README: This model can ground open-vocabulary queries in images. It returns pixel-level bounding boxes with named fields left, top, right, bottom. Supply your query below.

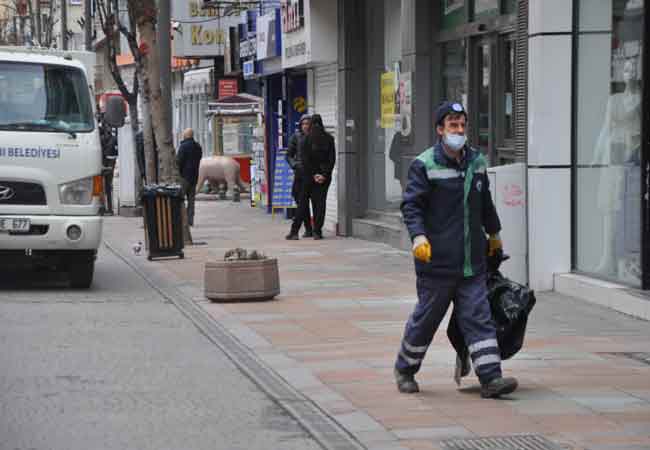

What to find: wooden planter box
left=204, top=258, right=280, bottom=302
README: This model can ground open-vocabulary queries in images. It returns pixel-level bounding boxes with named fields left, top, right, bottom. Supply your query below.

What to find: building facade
left=336, top=0, right=648, bottom=293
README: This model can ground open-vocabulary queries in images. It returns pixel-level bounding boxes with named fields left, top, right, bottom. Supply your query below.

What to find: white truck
left=0, top=47, right=124, bottom=288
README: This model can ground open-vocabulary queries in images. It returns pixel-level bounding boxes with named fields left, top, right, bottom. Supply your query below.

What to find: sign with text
left=281, top=0, right=309, bottom=68
left=172, top=0, right=240, bottom=57
left=257, top=10, right=281, bottom=60
left=271, top=150, right=296, bottom=208
left=218, top=79, right=238, bottom=99
left=380, top=72, right=396, bottom=129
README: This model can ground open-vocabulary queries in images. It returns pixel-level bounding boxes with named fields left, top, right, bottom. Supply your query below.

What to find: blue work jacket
left=401, top=143, right=501, bottom=278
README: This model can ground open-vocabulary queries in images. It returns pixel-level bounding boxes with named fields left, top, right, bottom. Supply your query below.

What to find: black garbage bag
left=447, top=252, right=536, bottom=383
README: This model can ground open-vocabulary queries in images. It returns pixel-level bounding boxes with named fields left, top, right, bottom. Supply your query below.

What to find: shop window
left=441, top=0, right=467, bottom=29
left=473, top=0, right=499, bottom=20
left=575, top=0, right=644, bottom=287
left=442, top=40, right=468, bottom=106
left=502, top=0, right=517, bottom=14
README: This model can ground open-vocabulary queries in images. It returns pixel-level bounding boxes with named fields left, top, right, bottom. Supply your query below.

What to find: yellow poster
left=380, top=72, right=396, bottom=129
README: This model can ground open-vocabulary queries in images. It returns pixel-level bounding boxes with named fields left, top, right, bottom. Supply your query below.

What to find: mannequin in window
left=592, top=57, right=642, bottom=277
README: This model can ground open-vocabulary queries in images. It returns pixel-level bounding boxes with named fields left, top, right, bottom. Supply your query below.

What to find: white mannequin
left=592, top=58, right=642, bottom=276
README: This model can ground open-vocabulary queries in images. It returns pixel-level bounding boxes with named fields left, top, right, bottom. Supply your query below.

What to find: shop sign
left=172, top=0, right=240, bottom=57
left=218, top=79, right=238, bottom=99
left=380, top=72, right=396, bottom=129
left=398, top=72, right=412, bottom=136
left=240, top=38, right=257, bottom=59
left=257, top=10, right=281, bottom=60
left=243, top=60, right=256, bottom=79
left=281, top=0, right=304, bottom=33
left=281, top=0, right=309, bottom=68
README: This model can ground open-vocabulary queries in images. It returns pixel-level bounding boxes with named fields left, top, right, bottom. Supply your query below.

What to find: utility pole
left=158, top=0, right=173, bottom=145
left=61, top=0, right=68, bottom=50
left=84, top=0, right=92, bottom=50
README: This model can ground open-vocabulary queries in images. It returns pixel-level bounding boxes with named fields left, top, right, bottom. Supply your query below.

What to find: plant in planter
left=204, top=248, right=280, bottom=302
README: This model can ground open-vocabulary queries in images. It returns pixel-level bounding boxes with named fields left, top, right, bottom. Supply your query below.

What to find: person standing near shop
left=99, top=115, right=118, bottom=215
left=286, top=114, right=313, bottom=239
left=304, top=114, right=335, bottom=240
left=393, top=101, right=518, bottom=399
left=176, top=128, right=203, bottom=227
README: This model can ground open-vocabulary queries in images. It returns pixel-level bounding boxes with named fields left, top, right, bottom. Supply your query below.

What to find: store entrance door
left=469, top=32, right=517, bottom=166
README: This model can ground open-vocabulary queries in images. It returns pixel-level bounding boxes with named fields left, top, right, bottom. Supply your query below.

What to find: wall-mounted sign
left=172, top=0, right=240, bottom=57
left=240, top=38, right=257, bottom=59
left=398, top=72, right=412, bottom=136
left=281, top=0, right=304, bottom=33
left=243, top=60, right=256, bottom=79
left=380, top=72, right=396, bottom=129
left=281, top=0, right=308, bottom=68
left=218, top=79, right=238, bottom=99
left=257, top=9, right=281, bottom=60
left=281, top=0, right=337, bottom=69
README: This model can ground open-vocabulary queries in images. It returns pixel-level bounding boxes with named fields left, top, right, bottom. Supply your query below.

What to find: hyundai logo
left=0, top=185, right=15, bottom=201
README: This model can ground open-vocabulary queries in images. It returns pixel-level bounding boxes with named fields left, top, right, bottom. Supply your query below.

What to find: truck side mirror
left=103, top=96, right=126, bottom=128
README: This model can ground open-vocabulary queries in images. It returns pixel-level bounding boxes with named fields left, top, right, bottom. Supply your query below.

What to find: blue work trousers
left=395, top=272, right=501, bottom=385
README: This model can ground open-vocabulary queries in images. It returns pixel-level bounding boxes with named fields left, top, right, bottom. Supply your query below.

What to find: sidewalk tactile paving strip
left=441, top=434, right=564, bottom=450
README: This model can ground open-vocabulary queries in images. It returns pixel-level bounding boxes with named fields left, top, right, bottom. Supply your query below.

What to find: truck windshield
left=0, top=62, right=94, bottom=133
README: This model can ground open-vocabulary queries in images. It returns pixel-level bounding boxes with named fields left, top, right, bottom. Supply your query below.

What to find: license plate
left=0, top=217, right=31, bottom=232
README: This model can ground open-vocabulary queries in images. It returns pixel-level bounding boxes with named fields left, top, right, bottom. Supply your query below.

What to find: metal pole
left=61, top=0, right=67, bottom=50
left=84, top=0, right=92, bottom=50
left=158, top=0, right=173, bottom=149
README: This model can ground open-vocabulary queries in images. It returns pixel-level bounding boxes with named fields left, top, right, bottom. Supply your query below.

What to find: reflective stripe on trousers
left=395, top=273, right=502, bottom=384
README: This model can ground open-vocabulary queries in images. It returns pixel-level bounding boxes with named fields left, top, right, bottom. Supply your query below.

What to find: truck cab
left=0, top=48, right=105, bottom=288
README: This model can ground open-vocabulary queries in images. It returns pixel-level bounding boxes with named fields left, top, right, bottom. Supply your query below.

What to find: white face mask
left=443, top=133, right=466, bottom=151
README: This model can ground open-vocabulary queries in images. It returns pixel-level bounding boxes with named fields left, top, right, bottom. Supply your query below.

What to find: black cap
left=434, top=101, right=467, bottom=126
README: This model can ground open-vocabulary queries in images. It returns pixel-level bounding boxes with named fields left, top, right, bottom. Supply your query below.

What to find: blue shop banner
left=271, top=149, right=296, bottom=209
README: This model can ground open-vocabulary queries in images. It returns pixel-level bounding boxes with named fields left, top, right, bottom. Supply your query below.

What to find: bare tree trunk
left=26, top=0, right=36, bottom=44
left=129, top=0, right=192, bottom=244
left=35, top=0, right=41, bottom=45
left=142, top=99, right=156, bottom=184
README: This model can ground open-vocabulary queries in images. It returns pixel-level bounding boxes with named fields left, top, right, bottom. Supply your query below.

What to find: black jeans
left=103, top=163, right=115, bottom=214
left=291, top=176, right=312, bottom=233
left=291, top=176, right=329, bottom=235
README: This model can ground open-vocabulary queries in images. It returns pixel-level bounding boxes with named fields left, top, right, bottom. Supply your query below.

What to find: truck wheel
left=68, top=260, right=95, bottom=289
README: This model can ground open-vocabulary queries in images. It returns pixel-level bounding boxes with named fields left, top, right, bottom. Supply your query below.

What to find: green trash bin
left=142, top=184, right=184, bottom=260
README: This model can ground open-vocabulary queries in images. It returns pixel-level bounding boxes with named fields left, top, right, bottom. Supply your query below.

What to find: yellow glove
left=488, top=234, right=502, bottom=257
left=412, top=235, right=431, bottom=263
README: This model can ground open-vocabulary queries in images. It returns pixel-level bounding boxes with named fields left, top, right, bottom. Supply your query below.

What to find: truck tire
left=68, top=260, right=95, bottom=289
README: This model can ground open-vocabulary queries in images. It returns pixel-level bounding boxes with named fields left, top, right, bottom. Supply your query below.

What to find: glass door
left=470, top=38, right=492, bottom=159
left=469, top=33, right=518, bottom=166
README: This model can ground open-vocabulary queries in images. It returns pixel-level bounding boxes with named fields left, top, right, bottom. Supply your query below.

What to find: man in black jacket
left=286, top=114, right=313, bottom=238
left=176, top=128, right=203, bottom=226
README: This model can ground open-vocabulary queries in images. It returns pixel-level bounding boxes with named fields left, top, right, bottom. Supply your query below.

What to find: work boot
left=394, top=368, right=419, bottom=394
left=480, top=376, right=518, bottom=399
left=302, top=230, right=313, bottom=238
left=285, top=233, right=299, bottom=240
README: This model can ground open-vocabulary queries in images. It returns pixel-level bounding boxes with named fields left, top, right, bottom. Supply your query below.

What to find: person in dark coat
left=176, top=128, right=203, bottom=226
left=99, top=117, right=118, bottom=215
left=286, top=114, right=313, bottom=238
left=393, top=101, right=518, bottom=399
left=303, top=114, right=335, bottom=239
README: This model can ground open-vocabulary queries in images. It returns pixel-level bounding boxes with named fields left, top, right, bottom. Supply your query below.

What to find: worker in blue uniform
left=394, top=101, right=518, bottom=399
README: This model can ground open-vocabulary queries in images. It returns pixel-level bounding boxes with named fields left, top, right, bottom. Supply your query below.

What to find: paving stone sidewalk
left=104, top=199, right=650, bottom=450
